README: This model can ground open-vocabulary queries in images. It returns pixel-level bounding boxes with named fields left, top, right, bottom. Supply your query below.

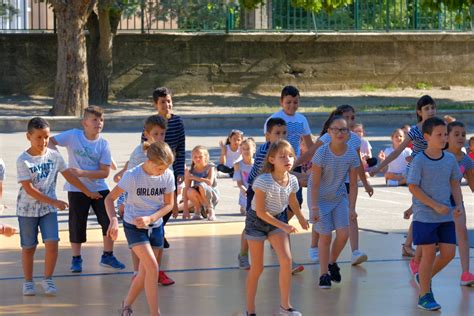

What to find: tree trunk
left=50, top=1, right=96, bottom=116
left=87, top=3, right=121, bottom=105
left=470, top=5, right=474, bottom=33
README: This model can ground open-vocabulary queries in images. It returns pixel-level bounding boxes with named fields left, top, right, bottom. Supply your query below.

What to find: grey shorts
left=314, top=198, right=349, bottom=235
left=244, top=209, right=287, bottom=241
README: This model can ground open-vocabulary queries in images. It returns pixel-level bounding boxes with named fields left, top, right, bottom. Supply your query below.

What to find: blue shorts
left=245, top=209, right=287, bottom=241
left=413, top=221, right=456, bottom=245
left=18, top=212, right=59, bottom=248
left=313, top=198, right=349, bottom=235
left=123, top=221, right=164, bottom=249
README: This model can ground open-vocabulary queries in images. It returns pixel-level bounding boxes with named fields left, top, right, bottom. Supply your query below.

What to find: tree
left=49, top=1, right=97, bottom=116
left=420, top=0, right=474, bottom=31
left=0, top=3, right=18, bottom=17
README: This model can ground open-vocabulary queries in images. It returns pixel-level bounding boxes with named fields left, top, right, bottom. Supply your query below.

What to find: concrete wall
left=1, top=33, right=474, bottom=97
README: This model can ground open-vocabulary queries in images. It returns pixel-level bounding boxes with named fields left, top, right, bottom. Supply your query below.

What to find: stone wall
left=1, top=33, right=474, bottom=97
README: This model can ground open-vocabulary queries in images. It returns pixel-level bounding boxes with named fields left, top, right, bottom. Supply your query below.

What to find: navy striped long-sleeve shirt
left=247, top=141, right=271, bottom=186
left=141, top=114, right=186, bottom=178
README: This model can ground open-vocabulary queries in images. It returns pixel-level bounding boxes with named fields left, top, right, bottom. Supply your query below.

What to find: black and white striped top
left=251, top=173, right=299, bottom=216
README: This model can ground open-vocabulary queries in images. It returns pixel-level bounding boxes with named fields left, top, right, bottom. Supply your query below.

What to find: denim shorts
left=18, top=212, right=59, bottom=248
left=413, top=221, right=456, bottom=245
left=123, top=221, right=164, bottom=249
left=245, top=209, right=288, bottom=241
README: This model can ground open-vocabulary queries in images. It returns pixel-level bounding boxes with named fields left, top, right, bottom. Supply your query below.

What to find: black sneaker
left=319, top=273, right=332, bottom=289
left=328, top=262, right=341, bottom=283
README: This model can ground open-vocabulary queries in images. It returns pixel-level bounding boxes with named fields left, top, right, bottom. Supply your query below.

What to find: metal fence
left=0, top=0, right=472, bottom=32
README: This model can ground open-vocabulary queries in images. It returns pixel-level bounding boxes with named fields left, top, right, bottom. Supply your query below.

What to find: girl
left=119, top=115, right=175, bottom=286
left=377, top=128, right=412, bottom=186
left=245, top=140, right=308, bottom=316
left=309, top=116, right=359, bottom=288
left=370, top=95, right=436, bottom=263
left=298, top=104, right=373, bottom=266
left=217, top=129, right=244, bottom=177
left=233, top=138, right=256, bottom=215
left=352, top=123, right=372, bottom=172
left=106, top=142, right=175, bottom=316
left=184, top=146, right=220, bottom=221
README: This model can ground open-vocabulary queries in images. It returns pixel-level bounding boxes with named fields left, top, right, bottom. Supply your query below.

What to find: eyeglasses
left=329, top=127, right=349, bottom=134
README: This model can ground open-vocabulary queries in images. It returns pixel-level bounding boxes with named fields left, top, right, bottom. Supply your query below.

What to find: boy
left=49, top=107, right=125, bottom=273
left=407, top=117, right=463, bottom=311
left=18, top=117, right=101, bottom=295
left=237, top=118, right=287, bottom=270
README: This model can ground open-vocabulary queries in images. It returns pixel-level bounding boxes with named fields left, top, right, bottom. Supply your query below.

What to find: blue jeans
left=18, top=212, right=59, bottom=248
left=123, top=221, right=164, bottom=249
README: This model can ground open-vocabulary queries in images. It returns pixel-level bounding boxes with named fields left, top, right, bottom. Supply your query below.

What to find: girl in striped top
left=245, top=140, right=309, bottom=316
left=369, top=95, right=437, bottom=259
left=309, top=116, right=360, bottom=288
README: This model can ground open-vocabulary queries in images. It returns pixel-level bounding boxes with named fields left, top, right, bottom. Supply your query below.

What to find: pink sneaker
left=409, top=258, right=419, bottom=276
left=460, top=272, right=474, bottom=286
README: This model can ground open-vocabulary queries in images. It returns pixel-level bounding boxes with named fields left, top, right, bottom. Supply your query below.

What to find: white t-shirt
left=224, top=144, right=242, bottom=168
left=118, top=166, right=175, bottom=227
left=16, top=148, right=67, bottom=217
left=360, top=138, right=372, bottom=158
left=54, top=129, right=112, bottom=192
left=264, top=110, right=311, bottom=158
left=383, top=147, right=412, bottom=174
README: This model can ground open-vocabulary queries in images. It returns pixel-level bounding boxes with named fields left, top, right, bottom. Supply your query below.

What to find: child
left=0, top=223, right=16, bottom=236
left=237, top=118, right=287, bottom=270
left=18, top=117, right=101, bottom=296
left=233, top=138, right=256, bottom=215
left=309, top=115, right=359, bottom=288
left=377, top=128, right=412, bottom=186
left=217, top=129, right=244, bottom=177
left=407, top=117, right=463, bottom=311
left=184, top=146, right=219, bottom=221
left=105, top=142, right=175, bottom=316
left=352, top=123, right=372, bottom=172
left=468, top=136, right=474, bottom=160
left=245, top=140, right=309, bottom=316
left=299, top=105, right=373, bottom=266
left=0, top=158, right=6, bottom=212
left=50, top=106, right=125, bottom=273
left=370, top=95, right=437, bottom=262
left=120, top=115, right=175, bottom=286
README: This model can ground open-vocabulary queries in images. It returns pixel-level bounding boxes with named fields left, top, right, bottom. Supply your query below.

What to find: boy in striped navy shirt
left=237, top=118, right=287, bottom=270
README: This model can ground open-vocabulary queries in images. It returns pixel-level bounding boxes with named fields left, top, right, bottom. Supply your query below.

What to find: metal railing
left=0, top=0, right=471, bottom=32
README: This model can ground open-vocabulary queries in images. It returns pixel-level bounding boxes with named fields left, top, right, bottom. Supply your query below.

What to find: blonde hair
left=143, top=141, right=174, bottom=167
left=83, top=106, right=104, bottom=119
left=391, top=128, right=404, bottom=139
left=261, top=140, right=295, bottom=173
left=191, top=145, right=210, bottom=171
left=241, top=137, right=256, bottom=151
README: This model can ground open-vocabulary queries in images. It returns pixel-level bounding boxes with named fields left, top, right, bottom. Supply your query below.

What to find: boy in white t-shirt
left=49, top=106, right=125, bottom=273
left=18, top=117, right=100, bottom=296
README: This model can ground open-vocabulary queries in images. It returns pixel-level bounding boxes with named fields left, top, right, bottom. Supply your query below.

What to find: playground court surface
left=0, top=128, right=473, bottom=315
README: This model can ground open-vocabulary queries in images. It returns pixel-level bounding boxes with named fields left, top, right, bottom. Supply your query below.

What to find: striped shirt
left=407, top=125, right=427, bottom=160
left=457, top=153, right=473, bottom=176
left=141, top=114, right=185, bottom=178
left=264, top=110, right=311, bottom=158
left=251, top=173, right=299, bottom=216
left=247, top=141, right=271, bottom=186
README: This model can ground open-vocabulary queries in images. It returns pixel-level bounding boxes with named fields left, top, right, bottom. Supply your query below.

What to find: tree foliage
left=0, top=3, right=19, bottom=17
left=291, top=0, right=353, bottom=13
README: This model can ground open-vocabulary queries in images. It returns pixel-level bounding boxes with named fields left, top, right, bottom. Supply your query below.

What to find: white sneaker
left=22, top=281, right=36, bottom=296
left=309, top=247, right=319, bottom=263
left=351, top=250, right=368, bottom=265
left=279, top=306, right=302, bottom=316
left=41, top=278, right=57, bottom=296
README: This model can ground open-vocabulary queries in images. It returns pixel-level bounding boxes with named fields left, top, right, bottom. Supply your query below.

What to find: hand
left=177, top=175, right=184, bottom=184
left=219, top=140, right=226, bottom=150
left=453, top=206, right=464, bottom=218
left=67, top=167, right=84, bottom=178
left=87, top=191, right=103, bottom=200
left=368, top=167, right=378, bottom=177
left=107, top=218, right=119, bottom=241
left=182, top=211, right=191, bottom=219
left=298, top=217, right=310, bottom=230
left=52, top=199, right=68, bottom=211
left=134, top=216, right=152, bottom=228
left=365, top=184, right=374, bottom=197
left=240, top=187, right=247, bottom=195
left=403, top=208, right=413, bottom=219
left=378, top=150, right=385, bottom=161
left=172, top=207, right=179, bottom=219
left=282, top=224, right=298, bottom=234
left=312, top=207, right=320, bottom=223
left=113, top=171, right=123, bottom=183
left=1, top=224, right=17, bottom=237
left=434, top=203, right=449, bottom=215
left=350, top=210, right=358, bottom=221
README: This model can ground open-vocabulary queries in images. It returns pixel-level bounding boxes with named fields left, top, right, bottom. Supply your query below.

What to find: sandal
left=402, top=244, right=415, bottom=257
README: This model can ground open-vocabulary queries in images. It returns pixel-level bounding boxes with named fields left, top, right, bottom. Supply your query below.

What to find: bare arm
left=234, top=163, right=247, bottom=193
left=219, top=141, right=227, bottom=165
left=69, top=163, right=110, bottom=179
left=294, top=139, right=323, bottom=168
left=61, top=169, right=102, bottom=199
left=348, top=167, right=358, bottom=219
left=356, top=148, right=373, bottom=196
left=310, top=164, right=322, bottom=221
left=254, top=188, right=296, bottom=233
left=105, top=185, right=124, bottom=241
left=288, top=191, right=309, bottom=230
left=20, top=181, right=68, bottom=210
left=371, top=137, right=411, bottom=175
left=465, top=168, right=474, bottom=192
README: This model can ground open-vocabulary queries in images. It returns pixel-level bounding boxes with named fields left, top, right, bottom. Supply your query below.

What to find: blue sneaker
left=100, top=254, right=125, bottom=270
left=414, top=273, right=433, bottom=294
left=71, top=257, right=83, bottom=273
left=417, top=292, right=441, bottom=311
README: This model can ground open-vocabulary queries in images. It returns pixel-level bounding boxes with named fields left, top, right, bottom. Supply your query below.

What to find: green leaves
left=291, top=0, right=353, bottom=13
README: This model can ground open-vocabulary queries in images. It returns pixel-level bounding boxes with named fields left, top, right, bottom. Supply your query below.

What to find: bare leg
left=71, top=242, right=81, bottom=257
left=44, top=241, right=58, bottom=278
left=319, top=233, right=332, bottom=275
left=431, top=243, right=455, bottom=277
left=454, top=212, right=470, bottom=274
left=349, top=217, right=359, bottom=252
left=240, top=230, right=249, bottom=254
left=268, top=232, right=293, bottom=310
left=418, top=244, right=436, bottom=296
left=22, top=247, right=36, bottom=281
left=330, top=228, right=349, bottom=263
left=246, top=239, right=264, bottom=314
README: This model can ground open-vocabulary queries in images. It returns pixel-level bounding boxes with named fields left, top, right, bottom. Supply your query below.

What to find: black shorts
left=68, top=190, right=110, bottom=243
